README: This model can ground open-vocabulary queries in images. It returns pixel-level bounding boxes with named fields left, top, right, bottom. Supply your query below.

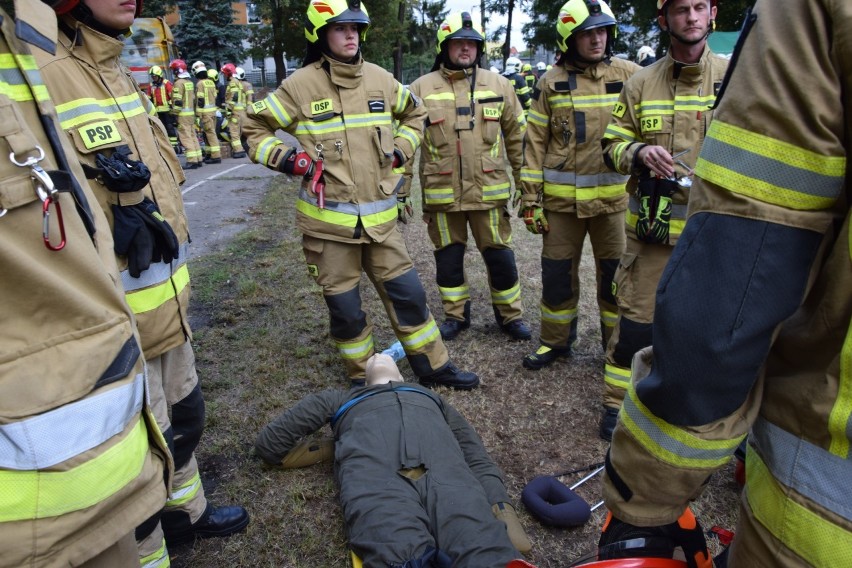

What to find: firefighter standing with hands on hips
left=242, top=0, right=479, bottom=390
left=0, top=1, right=169, bottom=565
left=520, top=0, right=638, bottom=371
left=403, top=11, right=531, bottom=342
left=220, top=62, right=247, bottom=159
left=170, top=58, right=204, bottom=169
left=35, top=0, right=250, bottom=565
left=147, top=64, right=178, bottom=152
left=598, top=0, right=852, bottom=565
left=598, top=0, right=727, bottom=440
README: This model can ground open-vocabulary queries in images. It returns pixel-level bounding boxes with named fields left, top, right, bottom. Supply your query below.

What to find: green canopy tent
left=708, top=31, right=739, bottom=57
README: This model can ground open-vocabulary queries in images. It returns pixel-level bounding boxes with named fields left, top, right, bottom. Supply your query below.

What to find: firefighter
left=242, top=0, right=479, bottom=389
left=599, top=1, right=852, bottom=565
left=148, top=64, right=178, bottom=151
left=521, top=62, right=536, bottom=90
left=170, top=58, right=204, bottom=169
left=404, top=11, right=531, bottom=342
left=502, top=56, right=532, bottom=113
left=636, top=45, right=656, bottom=67
left=1, top=1, right=169, bottom=566
left=36, top=1, right=250, bottom=565
left=256, top=354, right=527, bottom=565
left=220, top=63, right=246, bottom=158
left=598, top=0, right=727, bottom=440
left=235, top=66, right=253, bottom=153
left=192, top=60, right=221, bottom=163
left=521, top=0, right=639, bottom=370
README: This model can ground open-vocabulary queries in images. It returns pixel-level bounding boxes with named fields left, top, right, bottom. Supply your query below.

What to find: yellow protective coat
left=172, top=76, right=202, bottom=163
left=0, top=2, right=167, bottom=566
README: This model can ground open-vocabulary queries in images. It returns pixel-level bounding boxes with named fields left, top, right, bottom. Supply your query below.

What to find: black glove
left=397, top=196, right=413, bottom=223
left=635, top=175, right=678, bottom=244
left=94, top=145, right=151, bottom=193
left=599, top=508, right=712, bottom=568
left=112, top=198, right=180, bottom=278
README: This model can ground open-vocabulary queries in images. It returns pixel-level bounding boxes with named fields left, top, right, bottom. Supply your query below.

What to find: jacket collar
left=439, top=63, right=475, bottom=83
left=565, top=58, right=611, bottom=81
left=321, top=54, right=363, bottom=89
left=664, top=44, right=714, bottom=81
left=59, top=15, right=125, bottom=69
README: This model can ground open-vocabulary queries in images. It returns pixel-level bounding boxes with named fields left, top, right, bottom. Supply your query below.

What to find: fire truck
left=121, top=17, right=179, bottom=88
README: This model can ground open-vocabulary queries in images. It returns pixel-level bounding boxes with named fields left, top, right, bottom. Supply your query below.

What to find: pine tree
left=173, top=0, right=248, bottom=70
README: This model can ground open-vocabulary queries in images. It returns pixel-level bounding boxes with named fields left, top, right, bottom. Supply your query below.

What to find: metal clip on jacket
left=11, top=147, right=66, bottom=251
left=312, top=143, right=325, bottom=209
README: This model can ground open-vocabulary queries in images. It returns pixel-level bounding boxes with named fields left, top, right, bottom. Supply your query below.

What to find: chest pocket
left=69, top=118, right=124, bottom=154
left=425, top=106, right=449, bottom=149
left=300, top=101, right=345, bottom=163
left=638, top=113, right=672, bottom=148
left=479, top=97, right=503, bottom=145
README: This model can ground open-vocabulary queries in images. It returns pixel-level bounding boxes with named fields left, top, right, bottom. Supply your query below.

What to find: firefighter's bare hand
left=638, top=145, right=674, bottom=179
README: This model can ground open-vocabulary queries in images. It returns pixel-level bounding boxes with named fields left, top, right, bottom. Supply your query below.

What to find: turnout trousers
left=539, top=210, right=624, bottom=352
left=602, top=238, right=672, bottom=409
left=302, top=231, right=448, bottom=381
left=176, top=114, right=202, bottom=165
left=425, top=208, right=523, bottom=326
left=137, top=341, right=208, bottom=563
left=198, top=112, right=220, bottom=159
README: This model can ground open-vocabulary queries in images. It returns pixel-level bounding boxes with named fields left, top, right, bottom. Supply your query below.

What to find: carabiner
left=42, top=194, right=66, bottom=251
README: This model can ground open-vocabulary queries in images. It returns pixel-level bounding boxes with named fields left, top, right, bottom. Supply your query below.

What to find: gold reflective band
left=0, top=419, right=149, bottom=522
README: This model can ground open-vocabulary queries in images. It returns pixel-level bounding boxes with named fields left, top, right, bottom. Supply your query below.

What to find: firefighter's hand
left=392, top=149, right=404, bottom=170
left=598, top=508, right=712, bottom=568
left=492, top=502, right=532, bottom=555
left=280, top=150, right=314, bottom=177
left=397, top=196, right=413, bottom=224
left=522, top=205, right=549, bottom=234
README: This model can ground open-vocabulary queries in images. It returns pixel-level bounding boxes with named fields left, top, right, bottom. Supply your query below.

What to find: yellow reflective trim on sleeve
left=604, top=124, right=638, bottom=143
left=255, top=136, right=283, bottom=166
left=125, top=264, right=190, bottom=315
left=0, top=418, right=148, bottom=522
left=620, top=381, right=744, bottom=469
left=520, top=168, right=543, bottom=183
left=527, top=109, right=548, bottom=127
left=396, top=124, right=421, bottom=150
left=827, top=310, right=852, bottom=458
left=747, top=448, right=852, bottom=567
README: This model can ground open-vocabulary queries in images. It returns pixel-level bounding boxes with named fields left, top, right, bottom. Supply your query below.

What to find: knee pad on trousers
left=383, top=269, right=430, bottom=327
left=135, top=509, right=163, bottom=541
left=481, top=247, right=518, bottom=291
left=324, top=286, right=367, bottom=339
left=612, top=317, right=653, bottom=368
left=599, top=258, right=619, bottom=305
left=171, top=385, right=205, bottom=470
left=434, top=243, right=466, bottom=288
left=542, top=257, right=573, bottom=306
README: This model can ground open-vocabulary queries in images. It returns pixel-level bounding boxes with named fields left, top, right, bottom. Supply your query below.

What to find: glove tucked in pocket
left=112, top=198, right=179, bottom=278
left=92, top=145, right=151, bottom=193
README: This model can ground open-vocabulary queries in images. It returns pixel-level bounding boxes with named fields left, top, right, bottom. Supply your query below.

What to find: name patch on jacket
left=482, top=107, right=500, bottom=120
left=79, top=119, right=122, bottom=150
left=368, top=100, right=385, bottom=113
left=612, top=101, right=627, bottom=118
left=251, top=100, right=268, bottom=114
left=640, top=116, right=663, bottom=133
left=312, top=98, right=333, bottom=115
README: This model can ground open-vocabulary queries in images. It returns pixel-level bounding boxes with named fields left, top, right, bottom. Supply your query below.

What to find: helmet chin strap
left=666, top=18, right=713, bottom=47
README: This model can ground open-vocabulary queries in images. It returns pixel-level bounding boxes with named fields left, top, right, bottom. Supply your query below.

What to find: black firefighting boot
left=419, top=362, right=479, bottom=390
left=501, top=319, right=532, bottom=341
left=522, top=345, right=571, bottom=370
left=439, top=301, right=471, bottom=341
left=599, top=406, right=619, bottom=442
left=162, top=504, right=250, bottom=546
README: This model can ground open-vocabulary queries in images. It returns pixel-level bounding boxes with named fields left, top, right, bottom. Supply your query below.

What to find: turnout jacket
left=0, top=2, right=167, bottom=565
left=407, top=65, right=525, bottom=212
left=243, top=54, right=425, bottom=244
left=225, top=76, right=242, bottom=115
left=171, top=76, right=195, bottom=117
left=195, top=77, right=217, bottom=116
left=148, top=79, right=173, bottom=113
left=604, top=1, right=852, bottom=565
left=602, top=46, right=727, bottom=245
left=521, top=57, right=638, bottom=216
left=35, top=17, right=192, bottom=360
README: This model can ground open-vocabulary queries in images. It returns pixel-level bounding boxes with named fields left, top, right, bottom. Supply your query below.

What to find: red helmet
left=169, top=59, right=188, bottom=73
left=221, top=63, right=237, bottom=77
left=44, top=0, right=143, bottom=17
left=657, top=0, right=716, bottom=17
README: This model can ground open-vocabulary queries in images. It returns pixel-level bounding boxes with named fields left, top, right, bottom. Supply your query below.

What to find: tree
left=250, top=0, right=304, bottom=83
left=484, top=0, right=521, bottom=65
left=139, top=0, right=177, bottom=18
left=172, top=0, right=248, bottom=70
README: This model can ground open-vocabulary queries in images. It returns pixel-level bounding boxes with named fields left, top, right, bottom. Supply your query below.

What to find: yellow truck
left=121, top=17, right=179, bottom=88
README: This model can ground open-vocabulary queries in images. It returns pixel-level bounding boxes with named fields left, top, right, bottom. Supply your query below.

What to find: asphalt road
left=178, top=156, right=279, bottom=259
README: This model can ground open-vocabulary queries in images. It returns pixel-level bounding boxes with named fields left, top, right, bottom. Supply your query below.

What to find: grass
left=172, top=169, right=740, bottom=567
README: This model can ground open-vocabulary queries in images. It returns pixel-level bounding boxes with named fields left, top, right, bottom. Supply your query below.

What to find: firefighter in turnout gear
left=521, top=0, right=638, bottom=372
left=600, top=1, right=852, bottom=565
left=404, top=11, right=531, bottom=342
left=170, top=58, right=203, bottom=169
left=192, top=60, right=221, bottom=163
left=235, top=65, right=253, bottom=153
left=598, top=0, right=727, bottom=440
left=1, top=2, right=169, bottom=566
left=147, top=64, right=178, bottom=151
left=503, top=56, right=532, bottom=113
left=37, top=1, right=250, bottom=564
left=221, top=63, right=246, bottom=158
left=521, top=62, right=536, bottom=90
left=243, top=0, right=479, bottom=389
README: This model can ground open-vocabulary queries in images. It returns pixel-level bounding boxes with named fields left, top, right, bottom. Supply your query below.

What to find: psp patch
left=368, top=100, right=385, bottom=113
left=79, top=119, right=122, bottom=150
left=251, top=100, right=268, bottom=113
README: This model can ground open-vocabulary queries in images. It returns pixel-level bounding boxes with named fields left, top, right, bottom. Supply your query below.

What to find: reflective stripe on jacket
left=36, top=17, right=192, bottom=360
left=148, top=80, right=172, bottom=112
left=602, top=47, right=727, bottom=245
left=522, top=57, right=637, bottom=217
left=243, top=54, right=425, bottom=244
left=195, top=77, right=217, bottom=114
left=171, top=77, right=194, bottom=116
left=408, top=65, right=525, bottom=212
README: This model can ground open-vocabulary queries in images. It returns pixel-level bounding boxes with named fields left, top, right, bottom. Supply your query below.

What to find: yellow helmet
left=148, top=65, right=164, bottom=78
left=305, top=0, right=371, bottom=44
left=522, top=63, right=532, bottom=72
left=207, top=69, right=219, bottom=81
left=556, top=0, right=617, bottom=52
left=435, top=11, right=484, bottom=54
